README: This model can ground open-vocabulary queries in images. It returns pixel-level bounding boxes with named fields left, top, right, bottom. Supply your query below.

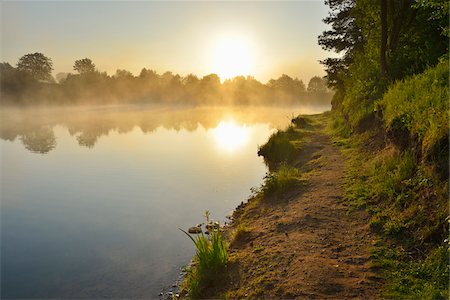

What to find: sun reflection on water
left=210, top=119, right=251, bottom=153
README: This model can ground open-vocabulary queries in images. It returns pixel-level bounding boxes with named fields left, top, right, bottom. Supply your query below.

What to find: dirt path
left=221, top=122, right=380, bottom=299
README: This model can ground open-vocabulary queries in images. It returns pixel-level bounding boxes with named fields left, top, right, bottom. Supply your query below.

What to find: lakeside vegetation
left=181, top=226, right=228, bottom=299
left=0, top=54, right=332, bottom=107
left=328, top=60, right=449, bottom=298
left=322, top=0, right=449, bottom=298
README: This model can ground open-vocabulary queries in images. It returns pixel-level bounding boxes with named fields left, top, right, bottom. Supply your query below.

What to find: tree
left=17, top=52, right=53, bottom=81
left=73, top=58, right=96, bottom=74
left=380, top=0, right=389, bottom=77
left=318, top=0, right=363, bottom=87
left=114, top=69, right=134, bottom=79
left=307, top=76, right=328, bottom=94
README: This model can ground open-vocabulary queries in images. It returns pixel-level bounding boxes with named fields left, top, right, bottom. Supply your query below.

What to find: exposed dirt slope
left=219, top=119, right=380, bottom=299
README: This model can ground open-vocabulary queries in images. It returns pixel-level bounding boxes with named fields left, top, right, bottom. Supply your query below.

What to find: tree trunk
left=380, top=0, right=389, bottom=77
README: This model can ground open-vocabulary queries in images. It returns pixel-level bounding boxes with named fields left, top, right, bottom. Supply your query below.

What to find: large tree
left=73, top=58, right=96, bottom=74
left=17, top=52, right=53, bottom=81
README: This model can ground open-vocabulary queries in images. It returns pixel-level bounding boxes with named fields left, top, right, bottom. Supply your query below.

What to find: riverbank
left=222, top=113, right=380, bottom=298
left=181, top=113, right=380, bottom=298
left=181, top=110, right=448, bottom=299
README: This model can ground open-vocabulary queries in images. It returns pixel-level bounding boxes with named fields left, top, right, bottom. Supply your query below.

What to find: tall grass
left=181, top=227, right=228, bottom=298
left=380, top=57, right=449, bottom=169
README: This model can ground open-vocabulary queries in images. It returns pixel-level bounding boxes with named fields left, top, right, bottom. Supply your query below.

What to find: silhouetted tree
left=17, top=53, right=53, bottom=81
left=73, top=58, right=96, bottom=74
left=307, top=76, right=328, bottom=94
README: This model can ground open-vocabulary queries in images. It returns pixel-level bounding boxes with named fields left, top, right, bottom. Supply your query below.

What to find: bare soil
left=219, top=122, right=381, bottom=299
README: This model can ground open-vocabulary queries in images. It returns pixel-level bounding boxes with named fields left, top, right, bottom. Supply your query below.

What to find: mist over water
left=1, top=104, right=328, bottom=298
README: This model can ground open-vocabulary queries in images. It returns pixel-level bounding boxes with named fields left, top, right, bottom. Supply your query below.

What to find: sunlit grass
left=257, top=125, right=298, bottom=163
left=329, top=110, right=449, bottom=299
left=181, top=223, right=228, bottom=299
left=261, top=163, right=302, bottom=197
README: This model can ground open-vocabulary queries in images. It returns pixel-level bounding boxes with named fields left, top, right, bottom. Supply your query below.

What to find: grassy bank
left=328, top=59, right=449, bottom=299
left=182, top=92, right=448, bottom=298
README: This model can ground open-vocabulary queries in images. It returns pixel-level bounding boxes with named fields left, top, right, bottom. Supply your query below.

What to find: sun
left=210, top=35, right=253, bottom=80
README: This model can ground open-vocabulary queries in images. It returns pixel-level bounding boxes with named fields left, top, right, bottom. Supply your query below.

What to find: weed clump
left=258, top=125, right=298, bottom=164
left=181, top=217, right=228, bottom=299
left=262, top=163, right=302, bottom=197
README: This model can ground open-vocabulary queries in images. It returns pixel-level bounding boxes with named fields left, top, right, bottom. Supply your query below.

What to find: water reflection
left=1, top=104, right=329, bottom=298
left=210, top=119, right=251, bottom=153
left=0, top=105, right=328, bottom=154
left=20, top=126, right=56, bottom=154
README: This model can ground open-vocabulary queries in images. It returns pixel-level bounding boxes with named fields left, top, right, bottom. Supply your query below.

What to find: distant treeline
left=0, top=54, right=333, bottom=106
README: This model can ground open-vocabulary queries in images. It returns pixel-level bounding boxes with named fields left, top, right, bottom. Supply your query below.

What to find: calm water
left=0, top=105, right=328, bottom=299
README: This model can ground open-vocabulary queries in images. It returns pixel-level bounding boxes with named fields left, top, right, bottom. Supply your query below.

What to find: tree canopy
left=16, top=52, right=53, bottom=81
left=73, top=58, right=96, bottom=74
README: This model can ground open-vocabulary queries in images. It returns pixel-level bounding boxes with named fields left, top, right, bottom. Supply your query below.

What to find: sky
left=1, top=1, right=333, bottom=83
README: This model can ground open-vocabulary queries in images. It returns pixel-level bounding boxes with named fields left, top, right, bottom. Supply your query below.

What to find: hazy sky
left=1, top=1, right=333, bottom=83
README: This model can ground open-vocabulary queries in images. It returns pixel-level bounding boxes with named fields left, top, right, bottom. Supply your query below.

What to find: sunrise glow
left=209, top=35, right=254, bottom=80
left=210, top=120, right=251, bottom=153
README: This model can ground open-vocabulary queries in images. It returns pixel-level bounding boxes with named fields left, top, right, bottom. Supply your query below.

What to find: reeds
left=181, top=217, right=228, bottom=298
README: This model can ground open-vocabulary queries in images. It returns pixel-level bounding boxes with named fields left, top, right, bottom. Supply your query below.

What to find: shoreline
left=179, top=112, right=380, bottom=298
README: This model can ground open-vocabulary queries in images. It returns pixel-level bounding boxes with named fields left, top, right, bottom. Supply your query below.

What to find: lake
left=0, top=104, right=328, bottom=298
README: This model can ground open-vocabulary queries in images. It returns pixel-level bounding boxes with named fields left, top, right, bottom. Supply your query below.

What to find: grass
left=261, top=163, right=302, bottom=197
left=380, top=57, right=449, bottom=165
left=230, top=223, right=250, bottom=244
left=328, top=110, right=449, bottom=299
left=180, top=225, right=228, bottom=299
left=257, top=125, right=298, bottom=164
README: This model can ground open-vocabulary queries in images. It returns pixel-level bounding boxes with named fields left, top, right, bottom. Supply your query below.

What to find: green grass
left=381, top=245, right=449, bottom=300
left=380, top=57, right=449, bottom=173
left=181, top=227, right=228, bottom=299
left=257, top=124, right=298, bottom=164
left=328, top=109, right=449, bottom=299
left=261, top=163, right=302, bottom=197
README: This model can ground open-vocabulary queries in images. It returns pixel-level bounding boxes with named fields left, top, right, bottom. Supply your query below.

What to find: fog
left=0, top=104, right=329, bottom=154
left=0, top=56, right=333, bottom=107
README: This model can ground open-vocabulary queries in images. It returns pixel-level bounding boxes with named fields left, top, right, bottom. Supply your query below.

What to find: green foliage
left=261, top=163, right=302, bottom=197
left=321, top=0, right=448, bottom=130
left=383, top=246, right=449, bottom=299
left=381, top=58, right=449, bottom=164
left=257, top=125, right=298, bottom=164
left=330, top=112, right=449, bottom=297
left=181, top=227, right=228, bottom=299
